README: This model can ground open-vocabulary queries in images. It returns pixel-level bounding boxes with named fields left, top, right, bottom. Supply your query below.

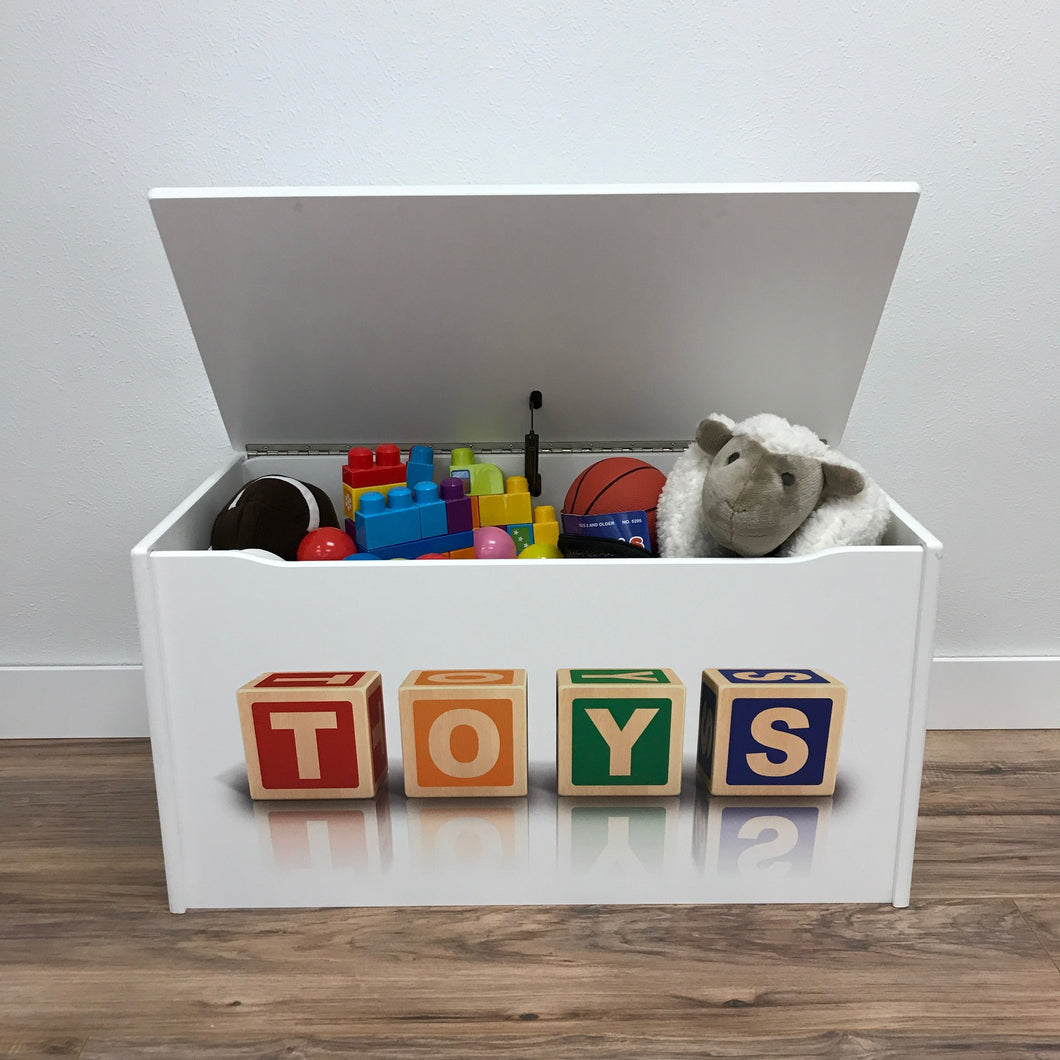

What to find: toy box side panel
left=891, top=524, right=943, bottom=906
left=145, top=544, right=927, bottom=909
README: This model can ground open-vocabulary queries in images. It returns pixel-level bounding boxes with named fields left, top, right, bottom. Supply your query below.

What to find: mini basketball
left=563, top=457, right=667, bottom=541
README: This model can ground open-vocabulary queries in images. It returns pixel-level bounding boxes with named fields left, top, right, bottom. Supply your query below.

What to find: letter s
left=746, top=707, right=810, bottom=777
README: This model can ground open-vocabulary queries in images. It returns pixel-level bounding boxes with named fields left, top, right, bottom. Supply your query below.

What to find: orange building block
left=399, top=669, right=528, bottom=797
left=237, top=671, right=388, bottom=799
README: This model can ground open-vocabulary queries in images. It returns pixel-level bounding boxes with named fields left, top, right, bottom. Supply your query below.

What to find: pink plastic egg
left=473, top=526, right=517, bottom=559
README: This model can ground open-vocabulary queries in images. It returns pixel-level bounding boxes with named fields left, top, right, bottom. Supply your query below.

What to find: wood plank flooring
left=1, top=731, right=1058, bottom=1058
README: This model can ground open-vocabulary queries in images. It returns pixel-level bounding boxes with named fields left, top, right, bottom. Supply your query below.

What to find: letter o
left=427, top=709, right=501, bottom=778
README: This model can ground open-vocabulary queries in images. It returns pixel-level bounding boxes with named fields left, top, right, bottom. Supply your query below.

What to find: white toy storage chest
left=133, top=184, right=940, bottom=913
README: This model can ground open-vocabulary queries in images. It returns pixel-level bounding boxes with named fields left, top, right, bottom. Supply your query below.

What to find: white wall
left=2, top=5, right=1057, bottom=685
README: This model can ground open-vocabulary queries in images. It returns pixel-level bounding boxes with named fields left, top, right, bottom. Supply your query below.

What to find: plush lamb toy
left=656, top=413, right=890, bottom=558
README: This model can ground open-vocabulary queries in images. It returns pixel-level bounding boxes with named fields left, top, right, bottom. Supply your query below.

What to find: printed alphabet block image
left=255, top=789, right=393, bottom=874
left=556, top=669, right=685, bottom=796
left=237, top=671, right=388, bottom=799
left=557, top=796, right=680, bottom=876
left=697, top=669, right=846, bottom=796
left=692, top=789, right=831, bottom=880
left=398, top=670, right=528, bottom=797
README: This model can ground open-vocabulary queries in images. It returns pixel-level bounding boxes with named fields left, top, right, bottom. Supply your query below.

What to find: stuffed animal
left=211, top=476, right=339, bottom=561
left=656, top=413, right=890, bottom=558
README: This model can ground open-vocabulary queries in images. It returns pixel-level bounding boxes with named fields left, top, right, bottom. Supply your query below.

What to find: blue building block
left=371, top=530, right=474, bottom=560
left=406, top=445, right=435, bottom=489
left=413, top=481, right=448, bottom=538
left=354, top=488, right=421, bottom=552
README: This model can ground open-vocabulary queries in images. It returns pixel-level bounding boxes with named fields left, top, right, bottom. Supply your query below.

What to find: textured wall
left=1, top=2, right=1057, bottom=667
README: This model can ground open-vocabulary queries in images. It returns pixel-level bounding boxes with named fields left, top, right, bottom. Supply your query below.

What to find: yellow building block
left=479, top=476, right=532, bottom=528
left=532, top=504, right=560, bottom=547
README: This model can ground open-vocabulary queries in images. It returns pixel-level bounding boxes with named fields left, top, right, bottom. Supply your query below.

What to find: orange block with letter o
left=237, top=671, right=388, bottom=799
left=399, top=670, right=528, bottom=797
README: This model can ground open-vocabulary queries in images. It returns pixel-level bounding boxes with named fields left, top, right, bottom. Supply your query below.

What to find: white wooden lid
left=149, top=183, right=918, bottom=450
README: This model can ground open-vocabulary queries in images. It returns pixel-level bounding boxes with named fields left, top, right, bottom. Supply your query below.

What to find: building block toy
left=342, top=444, right=408, bottom=518
left=449, top=448, right=505, bottom=497
left=478, top=476, right=533, bottom=529
left=697, top=669, right=846, bottom=796
left=406, top=445, right=436, bottom=489
left=532, top=505, right=560, bottom=547
left=449, top=546, right=476, bottom=559
left=354, top=488, right=420, bottom=552
left=412, top=481, right=448, bottom=538
left=557, top=669, right=685, bottom=796
left=237, top=671, right=388, bottom=799
left=344, top=444, right=406, bottom=489
left=344, top=480, right=406, bottom=520
left=508, top=524, right=533, bottom=553
left=399, top=669, right=528, bottom=797
left=371, top=529, right=474, bottom=560
left=470, top=495, right=481, bottom=528
left=440, top=477, right=473, bottom=533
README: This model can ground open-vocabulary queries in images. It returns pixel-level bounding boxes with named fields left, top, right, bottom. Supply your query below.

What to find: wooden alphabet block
left=399, top=670, right=528, bottom=797
left=557, top=669, right=685, bottom=796
left=237, top=671, right=388, bottom=799
left=697, top=669, right=846, bottom=796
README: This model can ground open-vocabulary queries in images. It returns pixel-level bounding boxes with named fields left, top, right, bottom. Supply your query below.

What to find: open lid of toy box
left=149, top=184, right=918, bottom=452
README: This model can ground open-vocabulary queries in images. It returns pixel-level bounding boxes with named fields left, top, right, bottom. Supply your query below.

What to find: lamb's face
left=701, top=436, right=824, bottom=556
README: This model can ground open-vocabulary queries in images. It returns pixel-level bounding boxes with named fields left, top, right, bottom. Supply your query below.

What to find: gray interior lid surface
left=149, top=184, right=918, bottom=450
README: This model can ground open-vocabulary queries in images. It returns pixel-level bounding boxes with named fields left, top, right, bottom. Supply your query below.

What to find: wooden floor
left=1, top=732, right=1058, bottom=1058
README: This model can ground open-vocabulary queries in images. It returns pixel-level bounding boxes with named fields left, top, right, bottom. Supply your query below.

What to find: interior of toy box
left=150, top=448, right=917, bottom=554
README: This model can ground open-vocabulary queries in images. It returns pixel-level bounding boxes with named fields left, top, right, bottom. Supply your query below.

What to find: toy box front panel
left=140, top=452, right=928, bottom=911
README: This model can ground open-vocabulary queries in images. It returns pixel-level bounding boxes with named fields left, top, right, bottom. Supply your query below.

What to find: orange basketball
left=563, top=457, right=667, bottom=541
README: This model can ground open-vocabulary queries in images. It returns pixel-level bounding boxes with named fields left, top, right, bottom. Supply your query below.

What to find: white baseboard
left=926, top=656, right=1059, bottom=729
left=1, top=658, right=1056, bottom=738
left=0, top=666, right=150, bottom=738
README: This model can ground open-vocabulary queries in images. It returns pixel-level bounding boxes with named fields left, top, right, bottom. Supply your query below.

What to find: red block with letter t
left=237, top=671, right=388, bottom=799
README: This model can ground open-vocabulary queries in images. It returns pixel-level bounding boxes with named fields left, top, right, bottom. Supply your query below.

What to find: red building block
left=343, top=444, right=407, bottom=490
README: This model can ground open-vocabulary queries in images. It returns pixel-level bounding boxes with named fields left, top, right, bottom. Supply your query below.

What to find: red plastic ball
left=296, top=527, right=357, bottom=561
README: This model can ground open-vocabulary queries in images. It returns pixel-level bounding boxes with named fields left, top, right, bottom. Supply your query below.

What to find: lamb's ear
left=695, top=415, right=735, bottom=459
left=821, top=461, right=865, bottom=499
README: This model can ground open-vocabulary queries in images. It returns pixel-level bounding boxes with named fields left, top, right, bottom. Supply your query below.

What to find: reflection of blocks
left=478, top=476, right=533, bottom=528
left=557, top=796, right=679, bottom=875
left=405, top=799, right=529, bottom=872
left=557, top=669, right=685, bottom=796
left=698, top=669, right=846, bottom=796
left=237, top=671, right=388, bottom=799
left=695, top=793, right=830, bottom=879
left=399, top=670, right=528, bottom=797
left=255, top=789, right=393, bottom=873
